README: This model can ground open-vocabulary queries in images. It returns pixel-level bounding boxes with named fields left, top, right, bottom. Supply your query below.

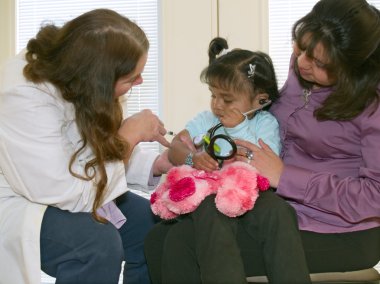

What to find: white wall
left=160, top=0, right=268, bottom=133
left=0, top=0, right=15, bottom=69
left=159, top=0, right=217, bottom=133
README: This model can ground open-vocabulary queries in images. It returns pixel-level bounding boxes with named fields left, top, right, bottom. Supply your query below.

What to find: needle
left=242, top=100, right=272, bottom=116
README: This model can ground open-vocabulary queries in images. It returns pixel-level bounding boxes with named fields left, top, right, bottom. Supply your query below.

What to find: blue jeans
left=40, top=191, right=158, bottom=284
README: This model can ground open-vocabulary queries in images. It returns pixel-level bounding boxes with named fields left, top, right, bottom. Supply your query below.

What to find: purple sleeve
left=97, top=201, right=126, bottom=229
left=277, top=106, right=380, bottom=223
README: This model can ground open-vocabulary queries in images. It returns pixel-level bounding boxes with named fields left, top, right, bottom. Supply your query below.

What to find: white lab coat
left=0, top=53, right=159, bottom=284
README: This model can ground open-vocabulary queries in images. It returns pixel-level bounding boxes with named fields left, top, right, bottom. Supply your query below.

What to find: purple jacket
left=271, top=58, right=380, bottom=233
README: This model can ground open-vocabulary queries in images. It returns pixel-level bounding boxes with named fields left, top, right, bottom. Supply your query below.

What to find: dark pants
left=40, top=191, right=158, bottom=284
left=144, top=191, right=380, bottom=284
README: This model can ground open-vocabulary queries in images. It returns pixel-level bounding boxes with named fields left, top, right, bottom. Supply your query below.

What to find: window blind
left=16, top=0, right=160, bottom=152
left=268, top=0, right=380, bottom=88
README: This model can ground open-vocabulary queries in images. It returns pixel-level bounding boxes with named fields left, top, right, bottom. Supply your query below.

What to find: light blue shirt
left=185, top=110, right=281, bottom=155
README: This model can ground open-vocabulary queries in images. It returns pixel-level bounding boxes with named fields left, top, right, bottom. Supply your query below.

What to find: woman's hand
left=118, top=109, right=170, bottom=148
left=235, top=138, right=284, bottom=188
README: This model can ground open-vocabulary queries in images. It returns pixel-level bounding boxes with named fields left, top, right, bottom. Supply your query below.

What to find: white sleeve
left=125, top=145, right=160, bottom=192
left=0, top=80, right=127, bottom=212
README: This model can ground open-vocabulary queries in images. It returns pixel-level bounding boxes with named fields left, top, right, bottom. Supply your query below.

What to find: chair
left=246, top=267, right=380, bottom=284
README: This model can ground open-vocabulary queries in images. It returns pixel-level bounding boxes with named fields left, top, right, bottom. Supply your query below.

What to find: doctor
left=0, top=9, right=172, bottom=284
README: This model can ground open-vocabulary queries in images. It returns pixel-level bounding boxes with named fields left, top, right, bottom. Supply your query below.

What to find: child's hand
left=220, top=108, right=245, bottom=128
left=153, top=149, right=174, bottom=176
left=192, top=151, right=219, bottom=172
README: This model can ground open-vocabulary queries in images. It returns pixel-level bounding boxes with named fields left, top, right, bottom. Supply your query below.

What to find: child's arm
left=168, top=129, right=194, bottom=166
left=168, top=129, right=219, bottom=172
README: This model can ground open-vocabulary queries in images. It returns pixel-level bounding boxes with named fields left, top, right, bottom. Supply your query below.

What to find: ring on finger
left=246, top=150, right=254, bottom=160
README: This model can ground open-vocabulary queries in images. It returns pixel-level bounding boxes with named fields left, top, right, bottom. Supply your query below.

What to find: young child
left=150, top=37, right=281, bottom=220
left=147, top=37, right=283, bottom=283
left=168, top=37, right=281, bottom=171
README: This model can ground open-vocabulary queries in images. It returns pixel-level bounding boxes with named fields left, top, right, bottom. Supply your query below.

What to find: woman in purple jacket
left=145, top=0, right=380, bottom=283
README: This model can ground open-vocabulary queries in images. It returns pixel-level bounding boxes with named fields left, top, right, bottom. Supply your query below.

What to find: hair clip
left=247, top=63, right=256, bottom=78
left=216, top=48, right=230, bottom=58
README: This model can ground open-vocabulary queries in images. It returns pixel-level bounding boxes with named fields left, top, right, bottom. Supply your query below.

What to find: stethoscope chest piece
left=204, top=123, right=237, bottom=168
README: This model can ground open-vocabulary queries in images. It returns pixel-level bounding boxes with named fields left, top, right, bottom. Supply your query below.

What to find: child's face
left=209, top=86, right=258, bottom=120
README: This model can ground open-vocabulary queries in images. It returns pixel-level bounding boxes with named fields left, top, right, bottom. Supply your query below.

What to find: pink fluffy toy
left=150, top=161, right=270, bottom=219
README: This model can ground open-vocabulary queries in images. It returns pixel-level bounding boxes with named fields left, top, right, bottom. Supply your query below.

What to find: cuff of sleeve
left=97, top=201, right=126, bottom=229
left=148, top=169, right=161, bottom=187
left=125, top=146, right=160, bottom=188
left=276, top=165, right=312, bottom=202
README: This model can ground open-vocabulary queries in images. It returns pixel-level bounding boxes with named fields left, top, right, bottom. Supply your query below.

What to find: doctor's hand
left=118, top=109, right=170, bottom=148
left=235, top=138, right=284, bottom=188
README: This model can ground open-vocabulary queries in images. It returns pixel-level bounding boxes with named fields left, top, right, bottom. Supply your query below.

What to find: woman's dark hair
left=292, top=0, right=380, bottom=120
left=201, top=37, right=279, bottom=106
left=23, top=9, right=149, bottom=221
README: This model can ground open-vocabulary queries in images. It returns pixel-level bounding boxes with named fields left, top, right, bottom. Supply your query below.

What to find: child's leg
left=191, top=194, right=247, bottom=283
left=144, top=220, right=178, bottom=284
left=161, top=194, right=247, bottom=284
left=160, top=217, right=202, bottom=284
left=239, top=190, right=311, bottom=284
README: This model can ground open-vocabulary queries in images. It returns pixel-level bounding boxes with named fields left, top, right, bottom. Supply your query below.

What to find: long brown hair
left=292, top=0, right=380, bottom=120
left=23, top=9, right=149, bottom=221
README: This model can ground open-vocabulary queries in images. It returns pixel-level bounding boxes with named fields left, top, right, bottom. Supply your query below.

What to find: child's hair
left=200, top=37, right=279, bottom=105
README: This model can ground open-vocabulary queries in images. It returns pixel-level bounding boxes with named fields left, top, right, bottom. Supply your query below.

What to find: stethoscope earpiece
left=243, top=99, right=272, bottom=116
left=259, top=99, right=268, bottom=105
